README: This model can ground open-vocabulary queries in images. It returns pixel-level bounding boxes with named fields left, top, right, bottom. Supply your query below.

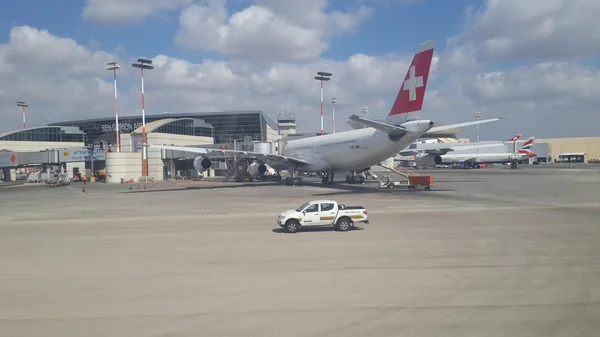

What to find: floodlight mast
left=17, top=101, right=28, bottom=129
left=473, top=111, right=483, bottom=143
left=132, top=58, right=154, bottom=177
left=315, top=71, right=332, bottom=135
left=106, top=61, right=121, bottom=152
left=331, top=97, right=337, bottom=133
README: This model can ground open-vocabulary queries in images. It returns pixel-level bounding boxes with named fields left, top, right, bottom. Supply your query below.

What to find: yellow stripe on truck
left=320, top=216, right=335, bottom=221
left=350, top=215, right=364, bottom=219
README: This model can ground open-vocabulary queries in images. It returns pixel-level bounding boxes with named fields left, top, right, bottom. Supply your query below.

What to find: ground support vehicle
left=377, top=163, right=433, bottom=190
left=278, top=200, right=369, bottom=233
left=45, top=174, right=71, bottom=188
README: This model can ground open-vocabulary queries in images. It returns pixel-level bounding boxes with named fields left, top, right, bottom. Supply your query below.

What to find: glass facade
left=197, top=113, right=263, bottom=144
left=154, top=119, right=195, bottom=136
left=0, top=126, right=85, bottom=142
left=47, top=111, right=275, bottom=146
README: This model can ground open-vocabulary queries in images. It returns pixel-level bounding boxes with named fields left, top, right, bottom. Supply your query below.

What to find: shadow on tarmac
left=122, top=179, right=456, bottom=195
left=271, top=225, right=365, bottom=234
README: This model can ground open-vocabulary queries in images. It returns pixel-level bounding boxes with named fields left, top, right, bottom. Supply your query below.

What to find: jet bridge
left=0, top=148, right=107, bottom=168
left=1, top=148, right=106, bottom=181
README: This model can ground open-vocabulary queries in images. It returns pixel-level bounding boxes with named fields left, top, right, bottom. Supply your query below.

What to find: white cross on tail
left=402, top=65, right=423, bottom=101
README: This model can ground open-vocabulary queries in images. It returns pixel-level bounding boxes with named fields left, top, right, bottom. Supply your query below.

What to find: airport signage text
left=101, top=122, right=143, bottom=133
left=62, top=149, right=106, bottom=161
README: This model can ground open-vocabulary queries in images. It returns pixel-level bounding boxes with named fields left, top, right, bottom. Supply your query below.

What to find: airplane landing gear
left=284, top=164, right=303, bottom=185
left=510, top=161, right=518, bottom=169
left=345, top=171, right=365, bottom=184
left=285, top=177, right=303, bottom=186
left=321, top=172, right=334, bottom=186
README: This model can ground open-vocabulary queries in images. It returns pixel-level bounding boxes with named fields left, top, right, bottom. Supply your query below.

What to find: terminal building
left=0, top=126, right=87, bottom=181
left=1, top=110, right=285, bottom=182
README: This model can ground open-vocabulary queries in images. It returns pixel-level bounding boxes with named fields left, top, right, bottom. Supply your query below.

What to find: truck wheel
left=336, top=217, right=352, bottom=232
left=285, top=219, right=300, bottom=233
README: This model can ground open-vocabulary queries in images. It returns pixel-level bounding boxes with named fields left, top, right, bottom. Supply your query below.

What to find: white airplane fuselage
left=269, top=127, right=422, bottom=173
left=441, top=152, right=529, bottom=165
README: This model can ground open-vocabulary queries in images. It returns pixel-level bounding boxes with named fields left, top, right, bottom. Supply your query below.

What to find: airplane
left=148, top=39, right=502, bottom=186
left=400, top=133, right=523, bottom=164
left=412, top=137, right=536, bottom=169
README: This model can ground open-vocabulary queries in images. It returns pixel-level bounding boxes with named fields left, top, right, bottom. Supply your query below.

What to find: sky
left=1, top=0, right=600, bottom=140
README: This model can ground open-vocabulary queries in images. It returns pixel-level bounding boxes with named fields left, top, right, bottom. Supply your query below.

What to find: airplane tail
left=507, top=134, right=522, bottom=142
left=518, top=137, right=536, bottom=157
left=385, top=40, right=435, bottom=124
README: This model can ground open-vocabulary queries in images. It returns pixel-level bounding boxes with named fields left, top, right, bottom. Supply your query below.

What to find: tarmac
left=1, top=164, right=600, bottom=337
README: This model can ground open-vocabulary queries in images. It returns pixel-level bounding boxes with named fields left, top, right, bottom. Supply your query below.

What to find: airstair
left=377, top=163, right=434, bottom=190
left=222, top=157, right=245, bottom=182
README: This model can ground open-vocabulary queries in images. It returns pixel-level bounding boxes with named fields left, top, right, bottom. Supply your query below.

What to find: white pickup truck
left=277, top=199, right=369, bottom=233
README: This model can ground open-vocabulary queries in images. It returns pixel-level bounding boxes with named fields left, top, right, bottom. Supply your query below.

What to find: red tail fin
left=508, top=134, right=522, bottom=142
left=386, top=40, right=435, bottom=122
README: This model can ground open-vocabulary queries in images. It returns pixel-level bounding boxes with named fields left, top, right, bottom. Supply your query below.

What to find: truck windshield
left=295, top=202, right=310, bottom=212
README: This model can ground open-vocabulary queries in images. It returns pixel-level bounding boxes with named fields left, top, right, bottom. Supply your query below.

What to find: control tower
left=277, top=113, right=296, bottom=137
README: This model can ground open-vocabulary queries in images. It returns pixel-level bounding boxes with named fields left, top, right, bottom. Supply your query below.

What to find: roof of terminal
left=47, top=110, right=279, bottom=131
left=0, top=125, right=84, bottom=139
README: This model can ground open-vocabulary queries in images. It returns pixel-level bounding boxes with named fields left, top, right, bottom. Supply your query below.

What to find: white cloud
left=0, top=25, right=414, bottom=134
left=447, top=0, right=600, bottom=63
left=431, top=0, right=600, bottom=139
left=175, top=0, right=373, bottom=63
left=425, top=62, right=600, bottom=139
left=82, top=0, right=192, bottom=23
left=0, top=26, right=120, bottom=124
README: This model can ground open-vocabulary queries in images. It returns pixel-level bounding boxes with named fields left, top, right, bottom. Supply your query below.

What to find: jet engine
left=414, top=153, right=442, bottom=167
left=193, top=156, right=212, bottom=173
left=247, top=162, right=267, bottom=177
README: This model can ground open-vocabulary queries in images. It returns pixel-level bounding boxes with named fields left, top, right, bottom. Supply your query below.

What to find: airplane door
left=302, top=203, right=321, bottom=226
left=319, top=202, right=337, bottom=224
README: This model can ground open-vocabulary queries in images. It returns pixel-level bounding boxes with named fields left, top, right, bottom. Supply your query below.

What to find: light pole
left=132, top=58, right=154, bottom=177
left=473, top=111, right=483, bottom=142
left=106, top=61, right=121, bottom=152
left=331, top=97, right=337, bottom=133
left=315, top=72, right=332, bottom=135
left=361, top=106, right=368, bottom=128
left=17, top=101, right=28, bottom=129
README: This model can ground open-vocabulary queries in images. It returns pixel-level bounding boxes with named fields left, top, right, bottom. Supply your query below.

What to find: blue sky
left=1, top=0, right=477, bottom=63
left=1, top=0, right=600, bottom=139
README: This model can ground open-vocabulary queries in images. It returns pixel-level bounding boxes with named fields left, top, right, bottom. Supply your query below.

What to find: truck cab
left=277, top=199, right=368, bottom=233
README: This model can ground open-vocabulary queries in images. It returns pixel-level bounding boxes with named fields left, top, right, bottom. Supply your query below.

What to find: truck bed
left=339, top=205, right=365, bottom=210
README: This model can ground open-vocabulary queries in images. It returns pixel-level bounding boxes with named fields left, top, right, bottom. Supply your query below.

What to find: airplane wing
left=147, top=144, right=311, bottom=166
left=425, top=118, right=502, bottom=135
left=348, top=115, right=502, bottom=138
left=398, top=142, right=505, bottom=156
left=348, top=115, right=409, bottom=134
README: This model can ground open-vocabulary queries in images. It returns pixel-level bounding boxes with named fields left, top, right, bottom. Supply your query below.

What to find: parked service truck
left=277, top=199, right=369, bottom=233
